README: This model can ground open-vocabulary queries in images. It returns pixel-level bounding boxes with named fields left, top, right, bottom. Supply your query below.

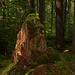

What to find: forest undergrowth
left=0, top=44, right=75, bottom=75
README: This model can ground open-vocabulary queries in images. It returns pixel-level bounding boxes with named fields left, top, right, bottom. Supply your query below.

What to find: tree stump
left=12, top=14, right=47, bottom=65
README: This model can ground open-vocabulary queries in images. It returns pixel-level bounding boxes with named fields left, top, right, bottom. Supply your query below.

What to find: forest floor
left=0, top=47, right=75, bottom=75
left=0, top=54, right=11, bottom=75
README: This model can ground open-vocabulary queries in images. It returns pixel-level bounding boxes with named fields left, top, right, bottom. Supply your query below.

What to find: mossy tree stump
left=12, top=14, right=47, bottom=66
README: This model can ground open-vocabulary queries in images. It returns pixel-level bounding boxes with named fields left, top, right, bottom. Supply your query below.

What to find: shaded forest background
left=0, top=0, right=75, bottom=56
left=0, top=0, right=75, bottom=75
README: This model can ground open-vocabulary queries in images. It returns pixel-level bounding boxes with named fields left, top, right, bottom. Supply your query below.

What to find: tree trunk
left=51, top=0, right=53, bottom=34
left=2, top=0, right=5, bottom=27
left=7, top=0, right=10, bottom=24
left=68, top=0, right=71, bottom=28
left=39, top=0, right=46, bottom=37
left=56, top=0, right=64, bottom=48
left=15, top=0, right=17, bottom=25
left=19, top=0, right=21, bottom=29
left=37, top=0, right=39, bottom=13
left=39, top=0, right=45, bottom=25
left=64, top=0, right=67, bottom=32
left=72, top=0, right=75, bottom=52
left=28, top=0, right=35, bottom=13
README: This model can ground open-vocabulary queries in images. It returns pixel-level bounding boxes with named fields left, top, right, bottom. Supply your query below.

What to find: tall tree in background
left=51, top=0, right=53, bottom=34
left=15, top=0, right=18, bottom=25
left=18, top=0, right=21, bottom=28
left=39, top=0, right=46, bottom=37
left=68, top=0, right=71, bottom=28
left=37, top=0, right=39, bottom=13
left=39, top=0, right=45, bottom=25
left=2, top=0, right=5, bottom=26
left=64, top=0, right=67, bottom=32
left=72, top=0, right=75, bottom=52
left=28, top=0, right=35, bottom=13
left=56, top=0, right=64, bottom=48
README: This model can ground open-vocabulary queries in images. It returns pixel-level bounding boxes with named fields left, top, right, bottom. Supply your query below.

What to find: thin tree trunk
left=72, top=0, right=75, bottom=52
left=28, top=0, right=35, bottom=13
left=51, top=0, right=53, bottom=34
left=19, top=0, right=21, bottom=29
left=56, top=0, right=64, bottom=48
left=68, top=0, right=71, bottom=28
left=31, top=0, right=35, bottom=13
left=7, top=0, right=10, bottom=24
left=15, top=0, right=17, bottom=25
left=39, top=0, right=46, bottom=38
left=64, top=0, right=67, bottom=32
left=2, top=0, right=5, bottom=27
left=37, top=0, right=39, bottom=13
left=39, top=0, right=45, bottom=25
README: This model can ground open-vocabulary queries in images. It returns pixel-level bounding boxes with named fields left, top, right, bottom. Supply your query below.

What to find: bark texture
left=64, top=0, right=67, bottom=32
left=56, top=0, right=64, bottom=48
left=39, top=0, right=46, bottom=37
left=68, top=0, right=71, bottom=28
left=12, top=14, right=47, bottom=65
left=51, top=0, right=53, bottom=34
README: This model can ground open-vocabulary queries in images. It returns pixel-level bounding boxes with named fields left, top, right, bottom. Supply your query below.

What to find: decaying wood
left=12, top=14, right=47, bottom=66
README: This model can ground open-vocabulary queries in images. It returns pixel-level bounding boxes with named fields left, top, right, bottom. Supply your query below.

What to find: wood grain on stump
left=12, top=14, right=47, bottom=66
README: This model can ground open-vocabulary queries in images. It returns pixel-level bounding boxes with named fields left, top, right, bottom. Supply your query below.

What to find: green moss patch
left=25, top=13, right=44, bottom=39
